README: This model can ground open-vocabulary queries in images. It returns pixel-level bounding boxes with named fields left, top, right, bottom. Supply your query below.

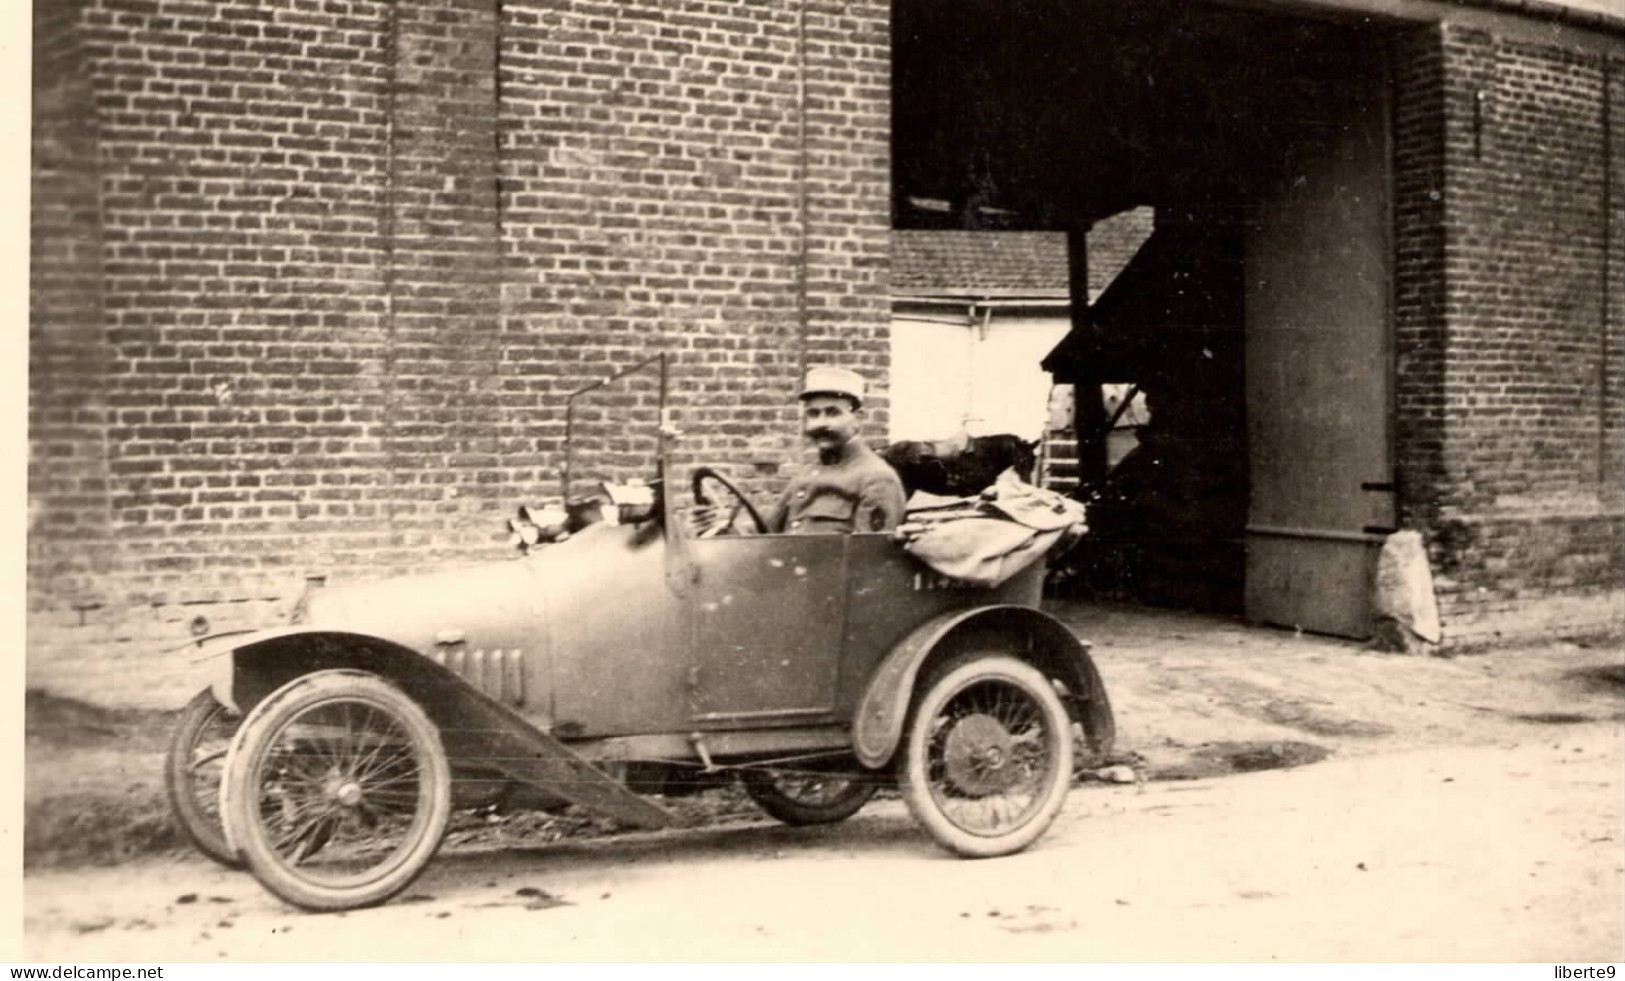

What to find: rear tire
left=898, top=654, right=1073, bottom=858
left=221, top=671, right=451, bottom=912
left=740, top=767, right=878, bottom=826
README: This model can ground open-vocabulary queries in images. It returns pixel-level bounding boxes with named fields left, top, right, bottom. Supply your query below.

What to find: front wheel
left=740, top=767, right=878, bottom=826
left=898, top=654, right=1073, bottom=858
left=220, top=671, right=451, bottom=912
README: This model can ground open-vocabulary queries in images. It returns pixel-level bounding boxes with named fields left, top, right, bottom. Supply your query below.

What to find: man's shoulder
left=852, top=443, right=905, bottom=487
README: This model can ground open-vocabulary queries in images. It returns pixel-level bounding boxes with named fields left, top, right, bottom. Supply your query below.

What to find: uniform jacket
left=767, top=440, right=907, bottom=534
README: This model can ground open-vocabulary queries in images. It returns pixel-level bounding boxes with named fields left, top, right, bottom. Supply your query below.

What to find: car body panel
left=301, top=543, right=548, bottom=718
left=539, top=521, right=689, bottom=737
left=688, top=534, right=848, bottom=726
left=837, top=537, right=1045, bottom=715
left=304, top=550, right=544, bottom=669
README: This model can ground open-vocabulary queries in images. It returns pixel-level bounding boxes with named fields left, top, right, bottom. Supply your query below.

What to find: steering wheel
left=690, top=466, right=768, bottom=537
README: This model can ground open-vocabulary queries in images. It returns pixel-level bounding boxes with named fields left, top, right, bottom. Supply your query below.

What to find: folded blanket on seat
left=895, top=469, right=1088, bottom=587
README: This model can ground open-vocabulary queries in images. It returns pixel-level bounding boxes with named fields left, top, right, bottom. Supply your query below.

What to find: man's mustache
left=805, top=428, right=837, bottom=440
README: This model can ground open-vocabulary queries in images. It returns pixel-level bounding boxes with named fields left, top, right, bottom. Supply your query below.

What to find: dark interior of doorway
left=1053, top=212, right=1248, bottom=614
left=891, top=0, right=1398, bottom=615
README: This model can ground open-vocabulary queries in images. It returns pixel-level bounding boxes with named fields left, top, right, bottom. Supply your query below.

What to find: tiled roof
left=893, top=209, right=1153, bottom=298
left=893, top=231, right=1070, bottom=296
left=1090, top=208, right=1155, bottom=293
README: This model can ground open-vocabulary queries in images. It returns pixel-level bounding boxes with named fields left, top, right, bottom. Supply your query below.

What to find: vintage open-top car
left=164, top=356, right=1116, bottom=911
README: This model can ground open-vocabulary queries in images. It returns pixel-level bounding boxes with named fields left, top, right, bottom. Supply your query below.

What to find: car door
left=686, top=534, right=847, bottom=727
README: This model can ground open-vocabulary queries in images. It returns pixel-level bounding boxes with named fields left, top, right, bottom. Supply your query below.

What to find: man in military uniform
left=695, top=366, right=906, bottom=535
left=766, top=365, right=906, bottom=534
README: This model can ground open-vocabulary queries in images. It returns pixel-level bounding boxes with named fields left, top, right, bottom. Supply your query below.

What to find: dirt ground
left=21, top=722, right=1624, bottom=961
left=1049, top=599, right=1625, bottom=765
left=17, top=601, right=1625, bottom=960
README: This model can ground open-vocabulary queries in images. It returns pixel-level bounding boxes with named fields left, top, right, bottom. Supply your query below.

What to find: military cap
left=799, top=365, right=867, bottom=406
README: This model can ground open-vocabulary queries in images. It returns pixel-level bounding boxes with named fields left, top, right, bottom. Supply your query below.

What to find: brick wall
left=1393, top=25, right=1450, bottom=541
left=498, top=1, right=890, bottom=488
left=1393, top=21, right=1625, bottom=645
left=28, top=0, right=891, bottom=706
left=31, top=0, right=111, bottom=611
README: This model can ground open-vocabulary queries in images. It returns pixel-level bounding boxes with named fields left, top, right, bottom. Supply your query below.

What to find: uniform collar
left=817, top=438, right=868, bottom=467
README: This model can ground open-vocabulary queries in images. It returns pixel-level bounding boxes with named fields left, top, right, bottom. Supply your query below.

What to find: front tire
left=898, top=654, right=1073, bottom=858
left=221, top=671, right=451, bottom=912
left=164, top=688, right=243, bottom=868
left=740, top=767, right=878, bottom=826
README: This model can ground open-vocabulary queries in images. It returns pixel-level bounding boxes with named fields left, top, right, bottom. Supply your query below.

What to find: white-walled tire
left=221, top=670, right=451, bottom=912
left=898, top=654, right=1073, bottom=858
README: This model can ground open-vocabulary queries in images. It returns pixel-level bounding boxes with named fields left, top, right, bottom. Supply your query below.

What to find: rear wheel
left=740, top=767, right=878, bottom=826
left=221, top=671, right=451, bottom=912
left=898, top=654, right=1073, bottom=858
left=164, top=688, right=243, bottom=868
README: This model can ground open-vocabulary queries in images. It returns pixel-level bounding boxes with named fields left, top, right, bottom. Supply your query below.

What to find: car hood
left=301, top=521, right=654, bottom=656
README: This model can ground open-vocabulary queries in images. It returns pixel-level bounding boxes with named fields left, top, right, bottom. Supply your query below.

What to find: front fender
left=852, top=605, right=1116, bottom=769
left=196, top=627, right=421, bottom=715
left=210, top=630, right=678, bottom=830
left=182, top=626, right=315, bottom=713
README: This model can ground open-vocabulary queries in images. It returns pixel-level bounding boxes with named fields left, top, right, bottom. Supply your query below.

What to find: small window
left=1101, top=383, right=1150, bottom=471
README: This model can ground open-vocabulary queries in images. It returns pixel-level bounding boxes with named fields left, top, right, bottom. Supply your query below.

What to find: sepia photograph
left=21, top=0, right=1625, bottom=964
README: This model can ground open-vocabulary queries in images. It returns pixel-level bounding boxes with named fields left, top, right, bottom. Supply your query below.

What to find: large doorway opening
left=892, top=0, right=1405, bottom=637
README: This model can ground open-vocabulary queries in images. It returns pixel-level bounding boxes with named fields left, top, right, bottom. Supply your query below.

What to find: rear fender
left=852, top=605, right=1116, bottom=769
left=214, top=630, right=678, bottom=830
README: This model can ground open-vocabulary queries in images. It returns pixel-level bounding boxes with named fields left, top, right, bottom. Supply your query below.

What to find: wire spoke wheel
left=222, top=672, right=450, bottom=912
left=164, top=688, right=244, bottom=868
left=899, top=654, right=1072, bottom=858
left=740, top=765, right=878, bottom=826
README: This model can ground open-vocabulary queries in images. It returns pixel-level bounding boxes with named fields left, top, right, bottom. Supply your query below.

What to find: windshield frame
left=561, top=352, right=672, bottom=507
